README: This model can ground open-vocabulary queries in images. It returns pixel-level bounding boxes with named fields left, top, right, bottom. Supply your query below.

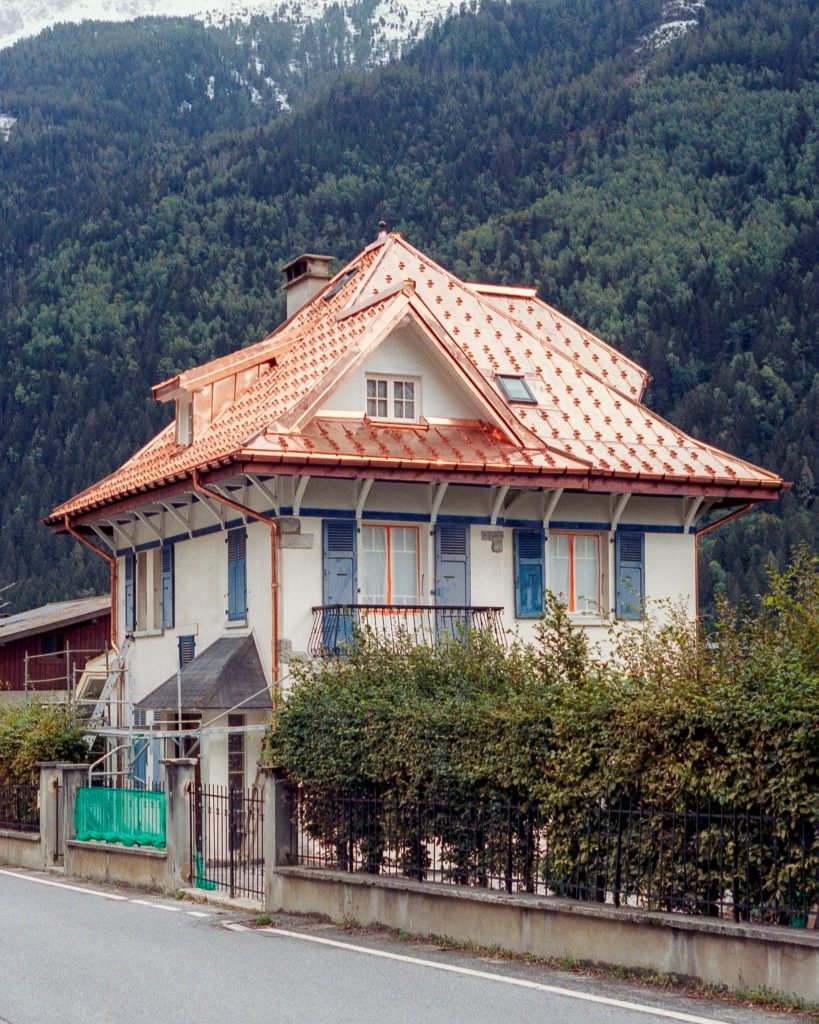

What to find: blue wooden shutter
left=434, top=524, right=470, bottom=606
left=514, top=530, right=544, bottom=618
left=322, top=520, right=357, bottom=604
left=178, top=634, right=196, bottom=668
left=161, top=543, right=174, bottom=629
left=615, top=532, right=645, bottom=620
left=322, top=520, right=357, bottom=652
left=124, top=552, right=136, bottom=632
left=227, top=527, right=247, bottom=621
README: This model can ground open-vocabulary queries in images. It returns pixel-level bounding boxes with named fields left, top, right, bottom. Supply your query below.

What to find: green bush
left=0, top=701, right=88, bottom=784
left=267, top=550, right=819, bottom=814
left=266, top=552, right=819, bottom=910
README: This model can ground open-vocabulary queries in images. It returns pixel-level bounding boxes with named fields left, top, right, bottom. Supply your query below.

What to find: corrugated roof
left=48, top=233, right=783, bottom=522
left=137, top=635, right=270, bottom=711
left=0, top=597, right=110, bottom=644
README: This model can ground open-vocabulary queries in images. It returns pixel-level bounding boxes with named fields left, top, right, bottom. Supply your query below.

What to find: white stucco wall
left=121, top=519, right=273, bottom=708
left=114, top=481, right=701, bottom=782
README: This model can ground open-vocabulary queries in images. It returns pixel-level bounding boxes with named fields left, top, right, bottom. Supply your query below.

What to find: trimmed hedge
left=267, top=550, right=819, bottom=816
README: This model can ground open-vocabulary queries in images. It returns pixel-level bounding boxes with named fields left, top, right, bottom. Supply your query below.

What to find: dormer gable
left=320, top=318, right=491, bottom=424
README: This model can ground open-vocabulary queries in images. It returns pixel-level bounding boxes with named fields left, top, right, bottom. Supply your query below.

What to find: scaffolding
left=72, top=647, right=275, bottom=789
left=23, top=646, right=106, bottom=695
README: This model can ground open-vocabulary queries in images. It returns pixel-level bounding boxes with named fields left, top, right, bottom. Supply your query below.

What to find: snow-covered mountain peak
left=0, top=0, right=453, bottom=53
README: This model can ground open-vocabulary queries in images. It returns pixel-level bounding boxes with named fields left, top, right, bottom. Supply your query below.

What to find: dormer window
left=366, top=376, right=419, bottom=421
left=497, top=374, right=537, bottom=404
left=176, top=395, right=194, bottom=446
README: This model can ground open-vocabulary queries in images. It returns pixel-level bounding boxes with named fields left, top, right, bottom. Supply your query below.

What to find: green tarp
left=75, top=787, right=166, bottom=849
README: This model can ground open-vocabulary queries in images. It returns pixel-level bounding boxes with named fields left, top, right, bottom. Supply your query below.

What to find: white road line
left=0, top=869, right=127, bottom=901
left=129, top=899, right=181, bottom=912
left=260, top=928, right=728, bottom=1024
left=223, top=922, right=248, bottom=931
left=186, top=910, right=211, bottom=918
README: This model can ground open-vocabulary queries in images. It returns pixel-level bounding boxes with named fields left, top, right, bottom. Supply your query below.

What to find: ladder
left=85, top=637, right=133, bottom=742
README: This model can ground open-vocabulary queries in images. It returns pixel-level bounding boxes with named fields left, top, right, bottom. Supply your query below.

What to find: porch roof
left=137, top=635, right=271, bottom=712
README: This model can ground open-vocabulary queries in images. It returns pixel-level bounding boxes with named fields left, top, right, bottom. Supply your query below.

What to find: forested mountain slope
left=0, top=0, right=815, bottom=613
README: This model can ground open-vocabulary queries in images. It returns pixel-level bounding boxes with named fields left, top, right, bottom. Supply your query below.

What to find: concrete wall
left=0, top=761, right=196, bottom=895
left=0, top=829, right=44, bottom=869
left=64, top=840, right=170, bottom=889
left=268, top=867, right=819, bottom=1005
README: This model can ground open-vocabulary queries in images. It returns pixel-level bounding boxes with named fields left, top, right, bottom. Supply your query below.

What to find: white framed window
left=361, top=525, right=420, bottom=605
left=366, top=376, right=419, bottom=421
left=549, top=533, right=602, bottom=615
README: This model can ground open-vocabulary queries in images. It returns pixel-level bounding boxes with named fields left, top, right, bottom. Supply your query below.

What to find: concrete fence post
left=161, top=758, right=197, bottom=889
left=260, top=766, right=297, bottom=909
left=59, top=764, right=92, bottom=874
left=36, top=762, right=74, bottom=868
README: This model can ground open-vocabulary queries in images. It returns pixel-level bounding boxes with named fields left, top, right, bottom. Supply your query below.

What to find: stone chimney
left=281, top=253, right=333, bottom=319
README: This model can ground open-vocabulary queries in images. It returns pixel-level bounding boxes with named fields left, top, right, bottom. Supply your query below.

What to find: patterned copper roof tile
left=50, top=233, right=783, bottom=521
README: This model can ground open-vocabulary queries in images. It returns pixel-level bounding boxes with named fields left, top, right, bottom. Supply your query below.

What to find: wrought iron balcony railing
left=308, top=605, right=506, bottom=657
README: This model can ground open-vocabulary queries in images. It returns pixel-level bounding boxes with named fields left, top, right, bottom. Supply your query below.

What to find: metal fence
left=75, top=785, right=166, bottom=849
left=190, top=786, right=265, bottom=900
left=309, top=605, right=506, bottom=656
left=0, top=781, right=39, bottom=833
left=54, top=782, right=64, bottom=863
left=89, top=775, right=163, bottom=792
left=296, top=791, right=819, bottom=927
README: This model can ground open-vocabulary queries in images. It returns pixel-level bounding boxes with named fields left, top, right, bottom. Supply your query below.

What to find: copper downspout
left=693, top=502, right=753, bottom=619
left=191, top=469, right=281, bottom=714
left=63, top=515, right=119, bottom=654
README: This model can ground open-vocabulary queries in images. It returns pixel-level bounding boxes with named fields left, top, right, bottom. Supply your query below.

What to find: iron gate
left=54, top=782, right=64, bottom=865
left=190, top=785, right=264, bottom=899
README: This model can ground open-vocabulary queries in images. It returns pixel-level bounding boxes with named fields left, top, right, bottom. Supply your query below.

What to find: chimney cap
left=378, top=219, right=388, bottom=239
left=281, top=253, right=333, bottom=287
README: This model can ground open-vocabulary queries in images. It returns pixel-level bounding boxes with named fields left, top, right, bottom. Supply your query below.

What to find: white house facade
left=48, top=230, right=784, bottom=787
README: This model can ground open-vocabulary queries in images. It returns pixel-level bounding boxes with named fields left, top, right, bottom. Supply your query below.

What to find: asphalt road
left=0, top=869, right=801, bottom=1024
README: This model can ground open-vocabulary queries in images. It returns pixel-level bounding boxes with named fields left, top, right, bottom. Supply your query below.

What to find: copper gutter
left=63, top=515, right=119, bottom=654
left=695, top=502, right=754, bottom=538
left=192, top=469, right=281, bottom=714
left=693, top=503, right=753, bottom=619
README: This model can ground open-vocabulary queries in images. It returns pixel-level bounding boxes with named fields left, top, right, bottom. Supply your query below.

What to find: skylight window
left=497, top=375, right=536, bottom=404
left=323, top=266, right=359, bottom=301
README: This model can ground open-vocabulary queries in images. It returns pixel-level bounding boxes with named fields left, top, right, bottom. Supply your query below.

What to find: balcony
left=308, top=605, right=506, bottom=657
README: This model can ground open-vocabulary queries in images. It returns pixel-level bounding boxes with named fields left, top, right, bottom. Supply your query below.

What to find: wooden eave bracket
left=246, top=474, right=280, bottom=516
left=292, top=475, right=310, bottom=516
left=489, top=485, right=510, bottom=525
left=355, top=478, right=373, bottom=520
left=89, top=523, right=117, bottom=554
left=160, top=501, right=193, bottom=539
left=430, top=482, right=448, bottom=524
left=542, top=487, right=564, bottom=529
left=610, top=492, right=631, bottom=533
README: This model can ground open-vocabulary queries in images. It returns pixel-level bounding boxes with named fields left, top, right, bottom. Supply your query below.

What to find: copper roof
left=49, top=234, right=783, bottom=523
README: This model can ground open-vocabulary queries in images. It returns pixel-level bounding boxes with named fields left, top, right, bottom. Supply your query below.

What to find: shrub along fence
left=296, top=789, right=819, bottom=928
